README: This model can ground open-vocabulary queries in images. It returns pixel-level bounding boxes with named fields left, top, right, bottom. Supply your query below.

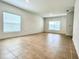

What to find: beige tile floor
left=0, top=33, right=78, bottom=59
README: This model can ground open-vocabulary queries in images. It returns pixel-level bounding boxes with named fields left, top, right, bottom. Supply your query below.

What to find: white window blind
left=49, top=21, right=61, bottom=31
left=3, top=12, right=21, bottom=32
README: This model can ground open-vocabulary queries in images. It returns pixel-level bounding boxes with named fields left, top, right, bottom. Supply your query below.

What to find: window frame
left=48, top=21, right=61, bottom=31
left=2, top=11, right=22, bottom=33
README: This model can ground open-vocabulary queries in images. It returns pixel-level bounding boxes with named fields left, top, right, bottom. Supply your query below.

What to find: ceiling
left=1, top=0, right=75, bottom=17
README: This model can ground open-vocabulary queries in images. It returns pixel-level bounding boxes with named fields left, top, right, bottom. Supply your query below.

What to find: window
left=49, top=21, right=61, bottom=31
left=3, top=12, right=21, bottom=32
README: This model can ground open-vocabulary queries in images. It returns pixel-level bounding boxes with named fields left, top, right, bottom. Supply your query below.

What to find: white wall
left=44, top=12, right=74, bottom=35
left=0, top=2, right=44, bottom=39
left=44, top=16, right=67, bottom=34
left=66, top=12, right=74, bottom=36
left=73, top=0, right=79, bottom=57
